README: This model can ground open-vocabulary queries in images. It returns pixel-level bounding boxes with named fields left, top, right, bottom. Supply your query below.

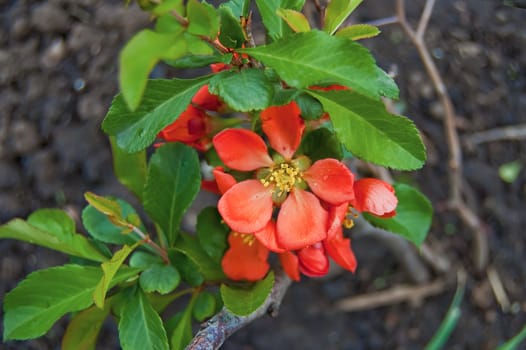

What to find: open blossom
left=213, top=101, right=355, bottom=252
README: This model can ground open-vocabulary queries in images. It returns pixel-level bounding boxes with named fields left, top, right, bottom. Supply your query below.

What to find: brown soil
left=1, top=1, right=525, bottom=349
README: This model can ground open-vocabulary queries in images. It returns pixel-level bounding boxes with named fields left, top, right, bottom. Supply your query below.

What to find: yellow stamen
left=259, top=162, right=303, bottom=195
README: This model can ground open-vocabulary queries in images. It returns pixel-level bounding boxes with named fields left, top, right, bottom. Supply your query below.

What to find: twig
left=464, top=124, right=526, bottom=146
left=487, top=266, right=511, bottom=312
left=365, top=16, right=399, bottom=27
left=353, top=217, right=431, bottom=284
left=129, top=225, right=170, bottom=264
left=335, top=276, right=450, bottom=312
left=186, top=269, right=292, bottom=350
left=395, top=0, right=489, bottom=271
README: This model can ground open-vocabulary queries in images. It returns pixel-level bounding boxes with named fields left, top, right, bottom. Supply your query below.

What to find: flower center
left=233, top=232, right=256, bottom=246
left=261, top=162, right=303, bottom=196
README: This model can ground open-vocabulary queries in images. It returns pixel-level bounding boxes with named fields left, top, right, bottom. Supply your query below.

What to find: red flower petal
left=351, top=178, right=398, bottom=216
left=192, top=85, right=223, bottom=111
left=213, top=167, right=237, bottom=194
left=298, top=243, right=329, bottom=277
left=323, top=233, right=357, bottom=273
left=278, top=251, right=300, bottom=281
left=213, top=129, right=273, bottom=171
left=218, top=180, right=273, bottom=233
left=261, top=101, right=305, bottom=160
left=254, top=220, right=285, bottom=253
left=304, top=159, right=355, bottom=205
left=159, top=105, right=206, bottom=143
left=327, top=202, right=349, bottom=240
left=221, top=232, right=270, bottom=281
left=276, top=189, right=328, bottom=250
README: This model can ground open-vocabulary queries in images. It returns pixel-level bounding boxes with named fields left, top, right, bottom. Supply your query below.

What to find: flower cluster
left=210, top=101, right=398, bottom=281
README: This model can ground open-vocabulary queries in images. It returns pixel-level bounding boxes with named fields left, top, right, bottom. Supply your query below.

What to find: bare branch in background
left=395, top=0, right=488, bottom=271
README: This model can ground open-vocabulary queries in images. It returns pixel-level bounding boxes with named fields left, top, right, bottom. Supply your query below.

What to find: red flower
left=350, top=178, right=397, bottom=217
left=221, top=232, right=270, bottom=281
left=213, top=101, right=355, bottom=251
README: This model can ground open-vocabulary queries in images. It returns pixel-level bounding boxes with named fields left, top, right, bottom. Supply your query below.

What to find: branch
left=395, top=0, right=488, bottom=271
left=186, top=269, right=292, bottom=350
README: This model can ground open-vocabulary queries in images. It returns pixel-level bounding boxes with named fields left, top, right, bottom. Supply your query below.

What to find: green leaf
left=221, top=0, right=250, bottom=18
left=240, top=30, right=398, bottom=99
left=299, top=128, right=343, bottom=161
left=110, top=137, right=147, bottom=200
left=364, top=184, right=433, bottom=246
left=196, top=207, right=229, bottom=262
left=323, top=0, right=363, bottom=35
left=294, top=92, right=324, bottom=120
left=170, top=303, right=194, bottom=350
left=336, top=24, right=381, bottom=41
left=103, top=77, right=210, bottom=153
left=175, top=232, right=226, bottom=281
left=130, top=251, right=163, bottom=268
left=209, top=69, right=274, bottom=111
left=0, top=210, right=107, bottom=262
left=84, top=192, right=127, bottom=226
left=309, top=90, right=426, bottom=170
left=144, top=143, right=201, bottom=246
left=192, top=291, right=217, bottom=321
left=120, top=29, right=187, bottom=110
left=499, top=160, right=522, bottom=183
left=255, top=0, right=305, bottom=41
left=62, top=301, right=112, bottom=350
left=186, top=0, right=219, bottom=38
left=82, top=198, right=142, bottom=245
left=276, top=8, right=311, bottom=32
left=152, top=0, right=184, bottom=16
left=220, top=271, right=274, bottom=316
left=3, top=265, right=138, bottom=340
left=218, top=6, right=246, bottom=48
left=155, top=13, right=184, bottom=33
left=140, top=263, right=181, bottom=294
left=496, top=324, right=526, bottom=350
left=169, top=250, right=204, bottom=286
left=169, top=52, right=233, bottom=69
left=93, top=244, right=137, bottom=308
left=118, top=288, right=169, bottom=350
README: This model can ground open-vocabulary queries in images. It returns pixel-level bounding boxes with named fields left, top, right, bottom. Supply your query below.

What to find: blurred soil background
left=1, top=0, right=526, bottom=349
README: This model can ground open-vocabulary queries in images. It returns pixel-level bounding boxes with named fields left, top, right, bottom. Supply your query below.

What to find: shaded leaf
left=221, top=0, right=250, bottom=18
left=62, top=300, right=112, bottom=350
left=218, top=6, right=246, bottom=48
left=241, top=31, right=398, bottom=99
left=309, top=90, right=426, bottom=170
left=364, top=184, right=433, bottom=246
left=196, top=207, right=229, bottom=262
left=169, top=249, right=204, bottom=286
left=299, top=128, right=343, bottom=161
left=118, top=288, right=169, bottom=350
left=0, top=210, right=107, bottom=262
left=174, top=232, right=226, bottom=281
left=103, top=77, right=210, bottom=153
left=144, top=143, right=201, bottom=246
left=220, top=271, right=274, bottom=316
left=192, top=291, right=217, bottom=322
